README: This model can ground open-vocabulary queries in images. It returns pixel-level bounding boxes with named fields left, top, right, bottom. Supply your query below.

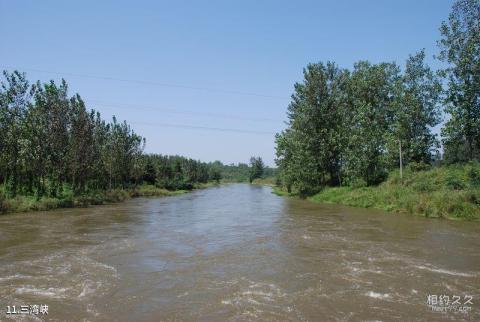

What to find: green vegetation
left=274, top=0, right=480, bottom=219
left=0, top=184, right=188, bottom=214
left=438, top=0, right=480, bottom=162
left=0, top=71, right=233, bottom=214
left=214, top=159, right=276, bottom=183
left=249, top=156, right=265, bottom=183
left=0, top=68, right=275, bottom=215
left=308, top=163, right=480, bottom=220
left=217, top=162, right=250, bottom=182
left=275, top=51, right=442, bottom=194
left=251, top=177, right=276, bottom=186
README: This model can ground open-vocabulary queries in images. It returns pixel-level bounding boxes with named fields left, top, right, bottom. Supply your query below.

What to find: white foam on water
left=15, top=286, right=68, bottom=298
left=295, top=272, right=318, bottom=279
left=0, top=274, right=28, bottom=282
left=78, top=280, right=99, bottom=298
left=246, top=298, right=262, bottom=305
left=220, top=280, right=289, bottom=314
left=415, top=265, right=476, bottom=277
left=86, top=303, right=100, bottom=317
left=177, top=291, right=189, bottom=298
left=365, top=291, right=390, bottom=299
left=242, top=290, right=276, bottom=302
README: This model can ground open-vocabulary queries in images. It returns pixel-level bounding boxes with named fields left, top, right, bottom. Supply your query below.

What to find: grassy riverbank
left=0, top=182, right=218, bottom=215
left=274, top=163, right=480, bottom=220
left=251, top=177, right=277, bottom=186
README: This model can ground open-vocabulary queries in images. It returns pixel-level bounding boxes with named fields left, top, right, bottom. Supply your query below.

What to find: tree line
left=275, top=0, right=479, bottom=195
left=209, top=158, right=275, bottom=183
left=0, top=72, right=236, bottom=199
left=142, top=154, right=222, bottom=190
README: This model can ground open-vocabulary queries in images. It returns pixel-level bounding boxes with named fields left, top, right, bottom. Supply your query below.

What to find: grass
left=251, top=177, right=277, bottom=186
left=272, top=186, right=291, bottom=196
left=0, top=182, right=219, bottom=215
left=276, top=162, right=480, bottom=220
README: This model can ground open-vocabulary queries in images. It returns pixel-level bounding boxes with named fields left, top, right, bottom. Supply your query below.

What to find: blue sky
left=0, top=0, right=453, bottom=166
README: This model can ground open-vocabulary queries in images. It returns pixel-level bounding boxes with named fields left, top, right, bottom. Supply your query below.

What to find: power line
left=1, top=66, right=285, bottom=135
left=2, top=66, right=290, bottom=100
left=130, top=121, right=277, bottom=135
left=87, top=99, right=284, bottom=123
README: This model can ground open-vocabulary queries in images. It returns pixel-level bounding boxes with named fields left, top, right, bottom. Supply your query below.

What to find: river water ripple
left=0, top=184, right=479, bottom=321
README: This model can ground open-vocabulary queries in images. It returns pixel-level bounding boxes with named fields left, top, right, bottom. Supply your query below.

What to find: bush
left=350, top=178, right=368, bottom=188
left=31, top=198, right=59, bottom=211
left=408, top=161, right=431, bottom=172
left=464, top=190, right=480, bottom=205
left=411, top=180, right=435, bottom=192
left=309, top=164, right=480, bottom=220
left=468, top=166, right=480, bottom=187
left=104, top=189, right=129, bottom=202
left=0, top=191, right=7, bottom=214
left=445, top=176, right=466, bottom=190
left=57, top=196, right=74, bottom=208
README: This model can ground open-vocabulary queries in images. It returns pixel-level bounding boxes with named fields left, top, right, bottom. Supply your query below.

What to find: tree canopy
left=275, top=0, right=479, bottom=195
left=0, top=71, right=230, bottom=199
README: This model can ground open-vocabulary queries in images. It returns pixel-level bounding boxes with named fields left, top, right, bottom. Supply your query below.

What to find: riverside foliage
left=275, top=0, right=480, bottom=199
left=0, top=72, right=246, bottom=212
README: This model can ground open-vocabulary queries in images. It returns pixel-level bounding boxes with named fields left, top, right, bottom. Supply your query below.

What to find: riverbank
left=274, top=163, right=480, bottom=220
left=251, top=177, right=276, bottom=186
left=0, top=182, right=219, bottom=215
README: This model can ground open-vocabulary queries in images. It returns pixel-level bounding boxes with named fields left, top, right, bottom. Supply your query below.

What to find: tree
left=69, top=94, right=95, bottom=193
left=208, top=164, right=222, bottom=183
left=0, top=71, right=31, bottom=197
left=386, top=50, right=442, bottom=168
left=438, top=0, right=480, bottom=162
left=249, top=156, right=264, bottom=183
left=343, top=61, right=401, bottom=185
left=33, top=79, right=71, bottom=197
left=275, top=62, right=350, bottom=193
left=143, top=157, right=157, bottom=185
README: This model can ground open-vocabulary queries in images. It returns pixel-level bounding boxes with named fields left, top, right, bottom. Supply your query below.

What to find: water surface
left=0, top=184, right=479, bottom=321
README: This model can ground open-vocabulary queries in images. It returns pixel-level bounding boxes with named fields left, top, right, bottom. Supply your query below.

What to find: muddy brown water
left=0, top=184, right=479, bottom=321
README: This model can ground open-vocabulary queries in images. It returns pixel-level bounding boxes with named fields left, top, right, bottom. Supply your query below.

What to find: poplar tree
left=438, top=0, right=480, bottom=162
left=386, top=50, right=442, bottom=168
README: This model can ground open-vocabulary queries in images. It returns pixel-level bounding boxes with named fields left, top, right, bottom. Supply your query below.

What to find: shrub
left=32, top=198, right=59, bottom=211
left=468, top=166, right=480, bottom=187
left=350, top=178, right=368, bottom=188
left=464, top=190, right=480, bottom=205
left=445, top=176, right=466, bottom=190
left=0, top=191, right=7, bottom=214
left=411, top=180, right=435, bottom=192
left=104, top=189, right=129, bottom=202
left=408, top=161, right=431, bottom=172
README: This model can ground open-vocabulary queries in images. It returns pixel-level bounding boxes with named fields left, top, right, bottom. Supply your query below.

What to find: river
left=0, top=184, right=479, bottom=321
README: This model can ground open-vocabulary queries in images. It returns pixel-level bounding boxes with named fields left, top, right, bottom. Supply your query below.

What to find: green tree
left=143, top=157, right=157, bottom=184
left=249, top=156, right=264, bottom=183
left=0, top=71, right=31, bottom=197
left=343, top=61, right=401, bottom=185
left=33, top=79, right=71, bottom=197
left=386, top=50, right=442, bottom=168
left=275, top=62, right=350, bottom=193
left=438, top=0, right=480, bottom=162
left=210, top=170, right=222, bottom=183
left=69, top=94, right=95, bottom=193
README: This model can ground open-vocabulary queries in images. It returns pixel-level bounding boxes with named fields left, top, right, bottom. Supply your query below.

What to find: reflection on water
left=0, top=184, right=479, bottom=321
